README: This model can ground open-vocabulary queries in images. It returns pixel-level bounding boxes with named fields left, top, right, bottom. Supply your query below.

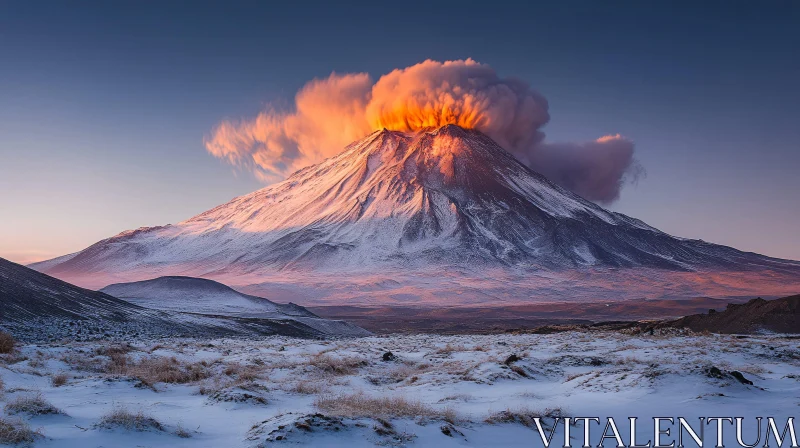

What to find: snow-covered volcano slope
left=100, top=276, right=368, bottom=336
left=0, top=258, right=368, bottom=341
left=31, top=125, right=800, bottom=299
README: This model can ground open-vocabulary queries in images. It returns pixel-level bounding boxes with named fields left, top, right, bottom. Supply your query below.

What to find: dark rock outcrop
left=666, top=295, right=800, bottom=334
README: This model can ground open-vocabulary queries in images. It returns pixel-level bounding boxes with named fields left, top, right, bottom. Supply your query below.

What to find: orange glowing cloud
left=205, top=72, right=372, bottom=182
left=205, top=59, right=641, bottom=203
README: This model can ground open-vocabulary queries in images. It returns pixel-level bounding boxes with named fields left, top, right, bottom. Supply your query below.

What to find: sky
left=1, top=0, right=799, bottom=264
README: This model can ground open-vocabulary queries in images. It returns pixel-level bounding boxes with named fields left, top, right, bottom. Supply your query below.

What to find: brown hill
left=665, top=294, right=800, bottom=334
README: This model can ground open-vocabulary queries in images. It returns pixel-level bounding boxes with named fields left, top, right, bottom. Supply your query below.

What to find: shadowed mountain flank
left=1, top=257, right=368, bottom=341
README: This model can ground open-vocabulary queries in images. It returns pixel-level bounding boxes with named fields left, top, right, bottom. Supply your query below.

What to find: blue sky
left=1, top=0, right=799, bottom=263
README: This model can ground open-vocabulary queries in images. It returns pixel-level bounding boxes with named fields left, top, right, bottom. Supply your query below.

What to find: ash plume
left=205, top=59, right=641, bottom=203
left=524, top=135, right=644, bottom=203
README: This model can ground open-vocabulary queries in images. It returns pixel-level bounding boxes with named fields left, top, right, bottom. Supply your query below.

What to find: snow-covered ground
left=1, top=331, right=798, bottom=447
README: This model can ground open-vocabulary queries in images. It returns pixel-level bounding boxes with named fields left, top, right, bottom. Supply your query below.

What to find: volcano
left=32, top=126, right=800, bottom=305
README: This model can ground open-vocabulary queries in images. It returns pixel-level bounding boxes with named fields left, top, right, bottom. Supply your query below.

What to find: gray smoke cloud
left=518, top=135, right=644, bottom=203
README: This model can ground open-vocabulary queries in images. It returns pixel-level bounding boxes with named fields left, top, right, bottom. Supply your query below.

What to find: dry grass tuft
left=314, top=392, right=447, bottom=420
left=95, top=343, right=135, bottom=357
left=197, top=382, right=222, bottom=396
left=222, top=362, right=261, bottom=383
left=509, top=365, right=528, bottom=377
left=98, top=406, right=164, bottom=432
left=106, top=355, right=209, bottom=388
left=51, top=373, right=69, bottom=387
left=307, top=354, right=367, bottom=376
left=615, top=356, right=646, bottom=365
left=437, top=393, right=473, bottom=403
left=367, top=364, right=424, bottom=385
left=4, top=393, right=64, bottom=416
left=434, top=343, right=468, bottom=356
left=389, top=365, right=425, bottom=382
left=290, top=380, right=325, bottom=395
left=174, top=422, right=192, bottom=438
left=60, top=351, right=104, bottom=372
left=0, top=331, right=16, bottom=355
left=0, top=417, right=43, bottom=445
left=564, top=372, right=589, bottom=383
left=485, top=407, right=568, bottom=427
left=737, top=364, right=769, bottom=375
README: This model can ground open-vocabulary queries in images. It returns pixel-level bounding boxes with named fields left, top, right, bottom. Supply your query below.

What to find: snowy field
left=0, top=330, right=798, bottom=447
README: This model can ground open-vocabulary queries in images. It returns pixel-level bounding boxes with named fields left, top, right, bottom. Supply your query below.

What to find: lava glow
left=369, top=103, right=486, bottom=132
left=365, top=59, right=548, bottom=140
